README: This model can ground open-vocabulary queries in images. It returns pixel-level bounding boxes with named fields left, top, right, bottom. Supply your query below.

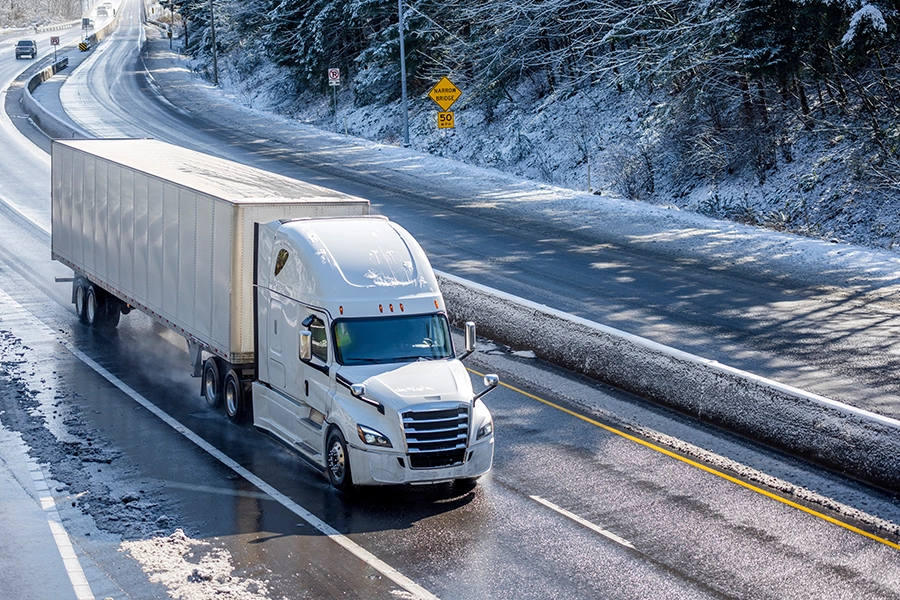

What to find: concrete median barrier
left=438, top=270, right=900, bottom=491
left=19, top=14, right=121, bottom=140
left=21, top=58, right=90, bottom=139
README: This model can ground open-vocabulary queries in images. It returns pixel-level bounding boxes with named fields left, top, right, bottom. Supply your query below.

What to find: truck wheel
left=223, top=369, right=244, bottom=422
left=453, top=478, right=479, bottom=493
left=84, top=285, right=118, bottom=328
left=326, top=429, right=353, bottom=491
left=74, top=282, right=88, bottom=323
left=104, top=303, right=121, bottom=328
left=85, top=286, right=101, bottom=326
left=202, top=358, right=222, bottom=407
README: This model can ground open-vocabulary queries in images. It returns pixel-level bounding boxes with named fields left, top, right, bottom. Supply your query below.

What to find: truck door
left=296, top=311, right=333, bottom=420
left=268, top=298, right=287, bottom=390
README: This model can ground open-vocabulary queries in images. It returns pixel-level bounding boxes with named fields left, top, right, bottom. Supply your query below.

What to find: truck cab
left=252, top=216, right=496, bottom=489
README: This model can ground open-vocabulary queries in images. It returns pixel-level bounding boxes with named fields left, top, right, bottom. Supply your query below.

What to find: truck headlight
left=357, top=424, right=392, bottom=448
left=476, top=418, right=493, bottom=440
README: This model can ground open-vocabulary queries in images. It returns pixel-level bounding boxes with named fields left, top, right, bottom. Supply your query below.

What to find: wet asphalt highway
left=1, top=5, right=900, bottom=599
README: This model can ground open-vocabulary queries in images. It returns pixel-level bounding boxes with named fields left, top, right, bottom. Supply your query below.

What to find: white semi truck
left=51, top=138, right=497, bottom=490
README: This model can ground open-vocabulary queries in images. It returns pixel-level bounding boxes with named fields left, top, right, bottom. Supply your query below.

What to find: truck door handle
left=305, top=380, right=309, bottom=396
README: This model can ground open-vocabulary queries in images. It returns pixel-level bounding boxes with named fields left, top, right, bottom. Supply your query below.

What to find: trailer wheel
left=326, top=429, right=353, bottom=491
left=223, top=369, right=245, bottom=422
left=202, top=358, right=222, bottom=407
left=85, top=286, right=100, bottom=326
left=74, top=282, right=88, bottom=323
left=101, top=296, right=122, bottom=328
left=104, top=304, right=121, bottom=328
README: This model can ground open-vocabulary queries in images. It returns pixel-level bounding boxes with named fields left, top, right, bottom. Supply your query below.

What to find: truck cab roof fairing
left=269, top=217, right=443, bottom=317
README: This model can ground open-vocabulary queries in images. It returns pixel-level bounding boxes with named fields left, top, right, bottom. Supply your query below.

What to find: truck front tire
left=326, top=429, right=353, bottom=491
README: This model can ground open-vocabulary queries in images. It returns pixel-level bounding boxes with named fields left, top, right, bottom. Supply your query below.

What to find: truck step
left=293, top=441, right=322, bottom=459
left=297, top=417, right=323, bottom=431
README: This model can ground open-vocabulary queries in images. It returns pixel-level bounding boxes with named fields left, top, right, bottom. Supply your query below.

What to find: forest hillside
left=1, top=0, right=79, bottom=29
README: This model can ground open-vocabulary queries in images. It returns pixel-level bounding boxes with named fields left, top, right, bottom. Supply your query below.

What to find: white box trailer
left=51, top=138, right=368, bottom=365
left=51, top=138, right=498, bottom=490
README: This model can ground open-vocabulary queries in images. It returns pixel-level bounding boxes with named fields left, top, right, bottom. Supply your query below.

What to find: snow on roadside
left=194, top=30, right=900, bottom=256
left=121, top=529, right=272, bottom=600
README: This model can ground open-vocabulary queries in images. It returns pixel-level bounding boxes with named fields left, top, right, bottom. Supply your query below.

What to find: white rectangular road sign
left=328, top=68, right=341, bottom=86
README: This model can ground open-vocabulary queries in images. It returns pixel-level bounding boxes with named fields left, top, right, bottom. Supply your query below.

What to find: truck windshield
left=334, top=314, right=454, bottom=365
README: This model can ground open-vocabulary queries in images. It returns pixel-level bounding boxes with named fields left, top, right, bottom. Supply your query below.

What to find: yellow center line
left=472, top=369, right=900, bottom=551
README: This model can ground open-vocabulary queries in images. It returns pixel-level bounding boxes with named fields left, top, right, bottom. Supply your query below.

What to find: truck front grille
left=402, top=405, right=468, bottom=469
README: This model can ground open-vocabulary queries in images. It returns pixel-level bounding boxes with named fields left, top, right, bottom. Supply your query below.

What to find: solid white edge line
left=57, top=340, right=441, bottom=600
left=531, top=495, right=635, bottom=550
left=30, top=460, right=95, bottom=600
left=0, top=289, right=95, bottom=600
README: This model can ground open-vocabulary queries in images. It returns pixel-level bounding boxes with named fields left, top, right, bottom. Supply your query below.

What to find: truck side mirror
left=299, top=330, right=312, bottom=361
left=458, top=321, right=477, bottom=360
left=465, top=321, right=476, bottom=353
left=474, top=373, right=500, bottom=402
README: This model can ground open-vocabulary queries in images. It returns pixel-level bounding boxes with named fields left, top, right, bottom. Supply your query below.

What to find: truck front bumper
left=349, top=438, right=494, bottom=485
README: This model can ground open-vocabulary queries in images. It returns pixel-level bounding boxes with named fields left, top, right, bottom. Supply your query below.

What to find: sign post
left=428, top=77, right=461, bottom=129
left=50, top=36, right=59, bottom=62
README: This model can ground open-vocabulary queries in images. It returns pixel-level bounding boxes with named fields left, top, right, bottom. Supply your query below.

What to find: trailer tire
left=84, top=286, right=120, bottom=329
left=326, top=429, right=353, bottom=491
left=223, top=369, right=245, bottom=422
left=85, top=286, right=101, bottom=326
left=104, top=303, right=121, bottom=328
left=74, top=282, right=88, bottom=323
left=202, top=358, right=222, bottom=407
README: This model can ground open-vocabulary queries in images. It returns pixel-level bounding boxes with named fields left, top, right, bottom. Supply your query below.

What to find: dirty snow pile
left=122, top=529, right=271, bottom=600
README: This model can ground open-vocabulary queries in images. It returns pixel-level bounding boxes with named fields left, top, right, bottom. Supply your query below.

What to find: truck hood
left=336, top=359, right=474, bottom=412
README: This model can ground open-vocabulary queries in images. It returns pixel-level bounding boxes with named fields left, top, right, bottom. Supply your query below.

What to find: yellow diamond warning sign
left=428, top=77, right=461, bottom=111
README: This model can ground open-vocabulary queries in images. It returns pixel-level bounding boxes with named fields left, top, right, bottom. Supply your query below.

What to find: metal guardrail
left=37, top=20, right=81, bottom=33
left=0, top=20, right=80, bottom=36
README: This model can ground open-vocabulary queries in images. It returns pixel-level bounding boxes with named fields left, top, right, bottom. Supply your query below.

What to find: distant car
left=15, top=39, right=37, bottom=59
left=96, top=5, right=108, bottom=16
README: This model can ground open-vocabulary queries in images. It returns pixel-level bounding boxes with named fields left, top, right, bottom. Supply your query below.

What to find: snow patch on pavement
left=121, top=529, right=271, bottom=600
